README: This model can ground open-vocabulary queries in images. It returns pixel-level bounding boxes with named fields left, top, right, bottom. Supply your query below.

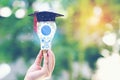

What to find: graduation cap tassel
left=34, top=15, right=37, bottom=32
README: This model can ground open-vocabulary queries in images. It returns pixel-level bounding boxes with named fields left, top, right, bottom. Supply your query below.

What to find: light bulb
left=37, top=22, right=56, bottom=50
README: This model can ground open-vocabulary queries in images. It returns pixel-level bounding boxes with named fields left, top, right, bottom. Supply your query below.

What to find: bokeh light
left=15, top=8, right=26, bottom=18
left=101, top=49, right=110, bottom=57
left=117, top=38, right=120, bottom=45
left=32, top=1, right=50, bottom=11
left=93, top=6, right=102, bottom=17
left=0, top=7, right=12, bottom=17
left=0, top=64, right=11, bottom=79
left=93, top=53, right=120, bottom=80
left=12, top=0, right=26, bottom=8
left=88, top=16, right=100, bottom=26
left=102, top=32, right=116, bottom=46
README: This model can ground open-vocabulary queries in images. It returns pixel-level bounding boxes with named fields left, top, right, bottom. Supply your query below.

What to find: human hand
left=24, top=50, right=55, bottom=80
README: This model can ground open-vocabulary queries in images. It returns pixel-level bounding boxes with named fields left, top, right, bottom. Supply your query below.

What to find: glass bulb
left=37, top=21, right=56, bottom=50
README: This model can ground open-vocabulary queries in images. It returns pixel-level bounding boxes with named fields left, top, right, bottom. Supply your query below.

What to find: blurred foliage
left=85, top=44, right=102, bottom=70
left=0, top=0, right=120, bottom=80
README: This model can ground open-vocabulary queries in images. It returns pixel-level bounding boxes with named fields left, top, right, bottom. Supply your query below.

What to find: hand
left=24, top=50, right=55, bottom=80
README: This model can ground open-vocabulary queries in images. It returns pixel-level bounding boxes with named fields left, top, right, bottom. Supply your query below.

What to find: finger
left=48, top=50, right=55, bottom=73
left=43, top=51, right=48, bottom=68
left=51, top=50, right=55, bottom=72
left=51, top=50, right=55, bottom=71
left=34, top=50, right=43, bottom=65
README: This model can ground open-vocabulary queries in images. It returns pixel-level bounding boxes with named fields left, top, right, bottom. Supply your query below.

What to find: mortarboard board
left=29, top=11, right=64, bottom=22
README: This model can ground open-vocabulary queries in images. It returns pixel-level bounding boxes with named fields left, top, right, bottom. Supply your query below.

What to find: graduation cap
left=29, top=11, right=64, bottom=50
left=29, top=11, right=64, bottom=32
left=29, top=11, right=64, bottom=21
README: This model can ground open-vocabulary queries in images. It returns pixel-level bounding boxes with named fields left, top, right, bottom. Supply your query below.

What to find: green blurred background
left=0, top=0, right=120, bottom=80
